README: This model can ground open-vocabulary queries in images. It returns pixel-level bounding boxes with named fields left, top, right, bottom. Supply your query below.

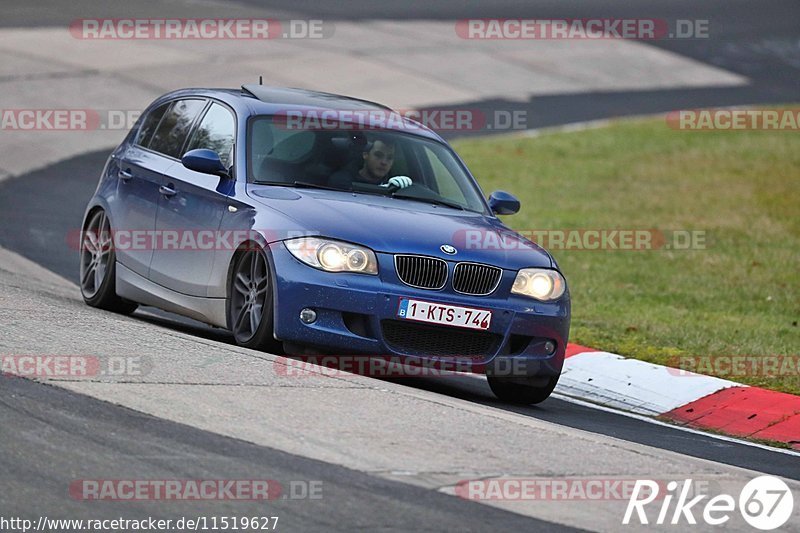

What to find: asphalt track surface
left=2, top=1, right=800, bottom=530
left=0, top=374, right=579, bottom=531
left=1, top=0, right=798, bottom=133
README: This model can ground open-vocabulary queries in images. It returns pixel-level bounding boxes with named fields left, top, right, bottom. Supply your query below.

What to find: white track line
left=460, top=372, right=800, bottom=457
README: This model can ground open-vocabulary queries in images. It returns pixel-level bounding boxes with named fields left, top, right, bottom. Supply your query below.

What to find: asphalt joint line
left=42, top=379, right=368, bottom=388
left=0, top=69, right=100, bottom=84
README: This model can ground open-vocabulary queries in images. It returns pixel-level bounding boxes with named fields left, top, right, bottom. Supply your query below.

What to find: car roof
left=151, top=86, right=445, bottom=143
left=242, top=84, right=393, bottom=112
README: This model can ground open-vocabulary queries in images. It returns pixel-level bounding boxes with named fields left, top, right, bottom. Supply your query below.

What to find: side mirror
left=182, top=149, right=230, bottom=178
left=488, top=190, right=520, bottom=215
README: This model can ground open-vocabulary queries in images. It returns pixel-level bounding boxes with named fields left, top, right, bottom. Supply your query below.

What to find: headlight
left=285, top=237, right=378, bottom=274
left=511, top=268, right=566, bottom=301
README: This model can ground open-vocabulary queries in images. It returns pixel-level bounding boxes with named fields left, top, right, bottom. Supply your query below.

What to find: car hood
left=247, top=186, right=553, bottom=270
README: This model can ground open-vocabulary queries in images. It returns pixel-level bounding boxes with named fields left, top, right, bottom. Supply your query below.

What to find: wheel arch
left=224, top=240, right=280, bottom=338
left=81, top=199, right=116, bottom=232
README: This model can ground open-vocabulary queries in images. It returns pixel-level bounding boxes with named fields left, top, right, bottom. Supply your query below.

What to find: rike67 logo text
left=624, top=476, right=794, bottom=530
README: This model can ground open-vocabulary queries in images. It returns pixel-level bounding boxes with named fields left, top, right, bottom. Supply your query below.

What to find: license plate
left=397, top=298, right=492, bottom=330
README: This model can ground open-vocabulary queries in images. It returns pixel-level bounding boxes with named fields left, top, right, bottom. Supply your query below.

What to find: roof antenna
left=259, top=75, right=263, bottom=85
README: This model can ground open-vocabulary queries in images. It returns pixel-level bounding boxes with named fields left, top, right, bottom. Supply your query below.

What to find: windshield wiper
left=392, top=194, right=465, bottom=211
left=291, top=181, right=341, bottom=191
left=252, top=180, right=341, bottom=191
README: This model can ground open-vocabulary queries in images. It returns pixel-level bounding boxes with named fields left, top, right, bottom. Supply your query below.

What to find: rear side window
left=148, top=99, right=207, bottom=158
left=186, top=103, right=236, bottom=167
left=135, top=103, right=170, bottom=147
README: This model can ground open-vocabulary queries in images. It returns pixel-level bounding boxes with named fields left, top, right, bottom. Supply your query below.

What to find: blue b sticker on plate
left=398, top=298, right=409, bottom=318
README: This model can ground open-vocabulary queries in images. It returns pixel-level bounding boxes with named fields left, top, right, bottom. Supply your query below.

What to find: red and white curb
left=560, top=344, right=800, bottom=450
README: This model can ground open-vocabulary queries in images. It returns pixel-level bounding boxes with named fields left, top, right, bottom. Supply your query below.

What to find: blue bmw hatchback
left=80, top=85, right=570, bottom=404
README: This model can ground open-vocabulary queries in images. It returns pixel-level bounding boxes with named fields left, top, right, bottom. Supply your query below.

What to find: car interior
left=251, top=123, right=415, bottom=188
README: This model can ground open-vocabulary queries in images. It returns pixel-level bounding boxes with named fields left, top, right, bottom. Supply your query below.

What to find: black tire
left=228, top=247, right=283, bottom=353
left=79, top=209, right=138, bottom=315
left=487, top=374, right=559, bottom=405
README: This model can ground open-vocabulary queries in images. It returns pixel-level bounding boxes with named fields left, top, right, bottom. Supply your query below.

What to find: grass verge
left=453, top=110, right=799, bottom=394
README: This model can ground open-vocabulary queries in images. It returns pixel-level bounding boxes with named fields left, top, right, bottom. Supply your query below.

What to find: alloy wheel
left=230, top=249, right=270, bottom=343
left=80, top=210, right=112, bottom=299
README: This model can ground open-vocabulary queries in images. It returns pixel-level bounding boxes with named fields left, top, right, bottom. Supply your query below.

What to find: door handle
left=159, top=184, right=177, bottom=198
left=119, top=169, right=133, bottom=181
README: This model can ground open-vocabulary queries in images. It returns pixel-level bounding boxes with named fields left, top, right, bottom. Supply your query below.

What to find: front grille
left=394, top=255, right=447, bottom=290
left=453, top=262, right=502, bottom=295
left=381, top=320, right=501, bottom=357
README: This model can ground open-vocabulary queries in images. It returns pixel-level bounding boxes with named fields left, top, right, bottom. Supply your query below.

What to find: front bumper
left=269, top=243, right=571, bottom=377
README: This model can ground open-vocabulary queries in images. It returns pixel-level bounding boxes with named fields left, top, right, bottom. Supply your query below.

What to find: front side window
left=422, top=146, right=470, bottom=206
left=148, top=99, right=207, bottom=158
left=186, top=103, right=236, bottom=167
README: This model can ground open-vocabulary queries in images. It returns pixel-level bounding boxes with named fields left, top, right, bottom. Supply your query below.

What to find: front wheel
left=228, top=247, right=282, bottom=353
left=79, top=209, right=138, bottom=315
left=487, top=374, right=559, bottom=405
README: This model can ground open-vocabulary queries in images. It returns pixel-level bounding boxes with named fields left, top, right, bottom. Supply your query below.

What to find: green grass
left=452, top=111, right=800, bottom=395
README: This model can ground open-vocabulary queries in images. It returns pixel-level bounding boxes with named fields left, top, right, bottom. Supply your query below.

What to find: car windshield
left=248, top=115, right=488, bottom=213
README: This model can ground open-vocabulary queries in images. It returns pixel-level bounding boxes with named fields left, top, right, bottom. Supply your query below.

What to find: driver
left=329, top=135, right=413, bottom=190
